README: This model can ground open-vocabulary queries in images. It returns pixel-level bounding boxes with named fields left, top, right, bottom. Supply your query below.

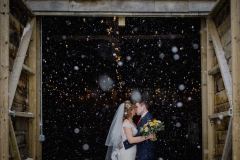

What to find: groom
left=123, top=100, right=155, bottom=160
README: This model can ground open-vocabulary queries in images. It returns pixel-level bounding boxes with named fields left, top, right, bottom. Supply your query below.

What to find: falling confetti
left=98, top=74, right=114, bottom=91
left=74, top=128, right=80, bottom=133
left=82, top=144, right=89, bottom=150
left=173, top=54, right=180, bottom=60
left=131, top=90, right=141, bottom=102
left=178, top=84, right=185, bottom=90
left=171, top=46, right=178, bottom=53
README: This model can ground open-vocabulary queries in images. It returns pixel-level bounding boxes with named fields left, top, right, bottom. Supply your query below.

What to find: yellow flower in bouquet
left=140, top=119, right=164, bottom=141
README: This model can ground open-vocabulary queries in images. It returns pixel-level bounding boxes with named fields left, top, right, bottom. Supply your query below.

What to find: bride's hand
left=147, top=134, right=156, bottom=139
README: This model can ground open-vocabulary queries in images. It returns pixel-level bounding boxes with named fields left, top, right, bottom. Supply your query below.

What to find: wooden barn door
left=0, top=0, right=41, bottom=160
left=204, top=0, right=240, bottom=159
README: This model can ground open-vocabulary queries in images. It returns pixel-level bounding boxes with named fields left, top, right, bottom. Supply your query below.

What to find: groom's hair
left=139, top=100, right=149, bottom=110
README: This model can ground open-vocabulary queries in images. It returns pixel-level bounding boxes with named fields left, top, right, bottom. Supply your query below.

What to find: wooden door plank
left=220, top=28, right=231, bottom=48
left=201, top=18, right=208, bottom=160
left=231, top=0, right=240, bottom=159
left=207, top=19, right=215, bottom=160
left=28, top=17, right=37, bottom=159
left=9, top=19, right=35, bottom=110
left=35, top=17, right=42, bottom=160
left=0, top=0, right=10, bottom=159
left=217, top=15, right=231, bottom=38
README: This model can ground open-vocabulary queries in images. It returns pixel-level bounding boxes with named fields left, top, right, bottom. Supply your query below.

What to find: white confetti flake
left=178, top=84, right=185, bottom=90
left=171, top=46, right=178, bottom=53
left=82, top=144, right=89, bottom=150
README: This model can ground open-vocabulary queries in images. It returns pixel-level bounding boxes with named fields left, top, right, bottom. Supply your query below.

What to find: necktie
left=137, top=117, right=142, bottom=125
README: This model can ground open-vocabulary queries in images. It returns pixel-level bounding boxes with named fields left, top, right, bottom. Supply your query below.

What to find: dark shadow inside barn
left=42, top=17, right=202, bottom=160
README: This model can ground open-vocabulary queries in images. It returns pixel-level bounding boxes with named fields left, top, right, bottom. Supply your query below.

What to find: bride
left=105, top=100, right=155, bottom=160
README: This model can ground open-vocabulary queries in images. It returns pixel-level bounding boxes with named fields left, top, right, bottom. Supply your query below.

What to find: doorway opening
left=42, top=16, right=201, bottom=160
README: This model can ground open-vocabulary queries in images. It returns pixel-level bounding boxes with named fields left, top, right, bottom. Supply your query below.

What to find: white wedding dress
left=117, top=122, right=138, bottom=160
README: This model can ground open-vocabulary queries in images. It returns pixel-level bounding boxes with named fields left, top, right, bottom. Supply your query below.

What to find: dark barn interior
left=42, top=17, right=202, bottom=160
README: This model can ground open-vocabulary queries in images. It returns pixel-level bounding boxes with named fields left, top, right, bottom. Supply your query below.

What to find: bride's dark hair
left=123, top=100, right=134, bottom=120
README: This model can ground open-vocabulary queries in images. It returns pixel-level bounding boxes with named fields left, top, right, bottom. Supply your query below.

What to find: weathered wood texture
left=213, top=0, right=230, bottom=28
left=9, top=119, right=21, bottom=160
left=216, top=131, right=227, bottom=144
left=231, top=0, right=240, bottom=159
left=35, top=18, right=42, bottom=160
left=25, top=0, right=216, bottom=16
left=222, top=118, right=232, bottom=160
left=208, top=0, right=228, bottom=18
left=11, top=72, right=28, bottom=112
left=28, top=17, right=37, bottom=159
left=201, top=18, right=208, bottom=160
left=214, top=90, right=228, bottom=105
left=207, top=18, right=215, bottom=159
left=215, top=102, right=230, bottom=113
left=214, top=72, right=224, bottom=93
left=207, top=0, right=232, bottom=159
left=224, top=42, right=232, bottom=60
left=9, top=19, right=35, bottom=110
left=220, top=28, right=231, bottom=48
left=12, top=117, right=29, bottom=159
left=8, top=1, right=36, bottom=159
left=9, top=14, right=24, bottom=36
left=209, top=19, right=232, bottom=107
left=215, top=117, right=230, bottom=131
left=217, top=15, right=231, bottom=38
left=0, top=0, right=10, bottom=159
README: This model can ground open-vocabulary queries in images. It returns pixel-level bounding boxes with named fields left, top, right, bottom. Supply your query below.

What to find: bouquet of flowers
left=140, top=119, right=164, bottom=141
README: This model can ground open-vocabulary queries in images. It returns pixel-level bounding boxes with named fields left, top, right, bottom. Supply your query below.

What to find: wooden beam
left=0, top=0, right=10, bottom=159
left=15, top=111, right=35, bottom=118
left=9, top=118, right=21, bottom=160
left=208, top=64, right=220, bottom=75
left=31, top=11, right=211, bottom=17
left=209, top=19, right=233, bottom=107
left=208, top=111, right=231, bottom=119
left=231, top=0, right=240, bottom=159
left=35, top=17, right=42, bottom=160
left=201, top=18, right=208, bottom=160
left=28, top=17, right=37, bottom=159
left=206, top=19, right=215, bottom=160
left=26, top=0, right=216, bottom=16
left=22, top=64, right=35, bottom=75
left=9, top=19, right=35, bottom=110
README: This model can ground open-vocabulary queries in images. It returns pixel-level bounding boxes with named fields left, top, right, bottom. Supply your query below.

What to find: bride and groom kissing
left=105, top=100, right=156, bottom=160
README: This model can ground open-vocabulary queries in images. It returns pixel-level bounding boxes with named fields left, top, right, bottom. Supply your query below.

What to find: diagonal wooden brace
left=8, top=19, right=35, bottom=110
left=208, top=19, right=233, bottom=107
left=9, top=118, right=21, bottom=160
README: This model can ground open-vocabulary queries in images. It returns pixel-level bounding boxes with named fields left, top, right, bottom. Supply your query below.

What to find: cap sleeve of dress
left=122, top=122, right=132, bottom=128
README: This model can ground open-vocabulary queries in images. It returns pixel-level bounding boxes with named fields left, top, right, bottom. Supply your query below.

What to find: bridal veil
left=105, top=103, right=125, bottom=160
